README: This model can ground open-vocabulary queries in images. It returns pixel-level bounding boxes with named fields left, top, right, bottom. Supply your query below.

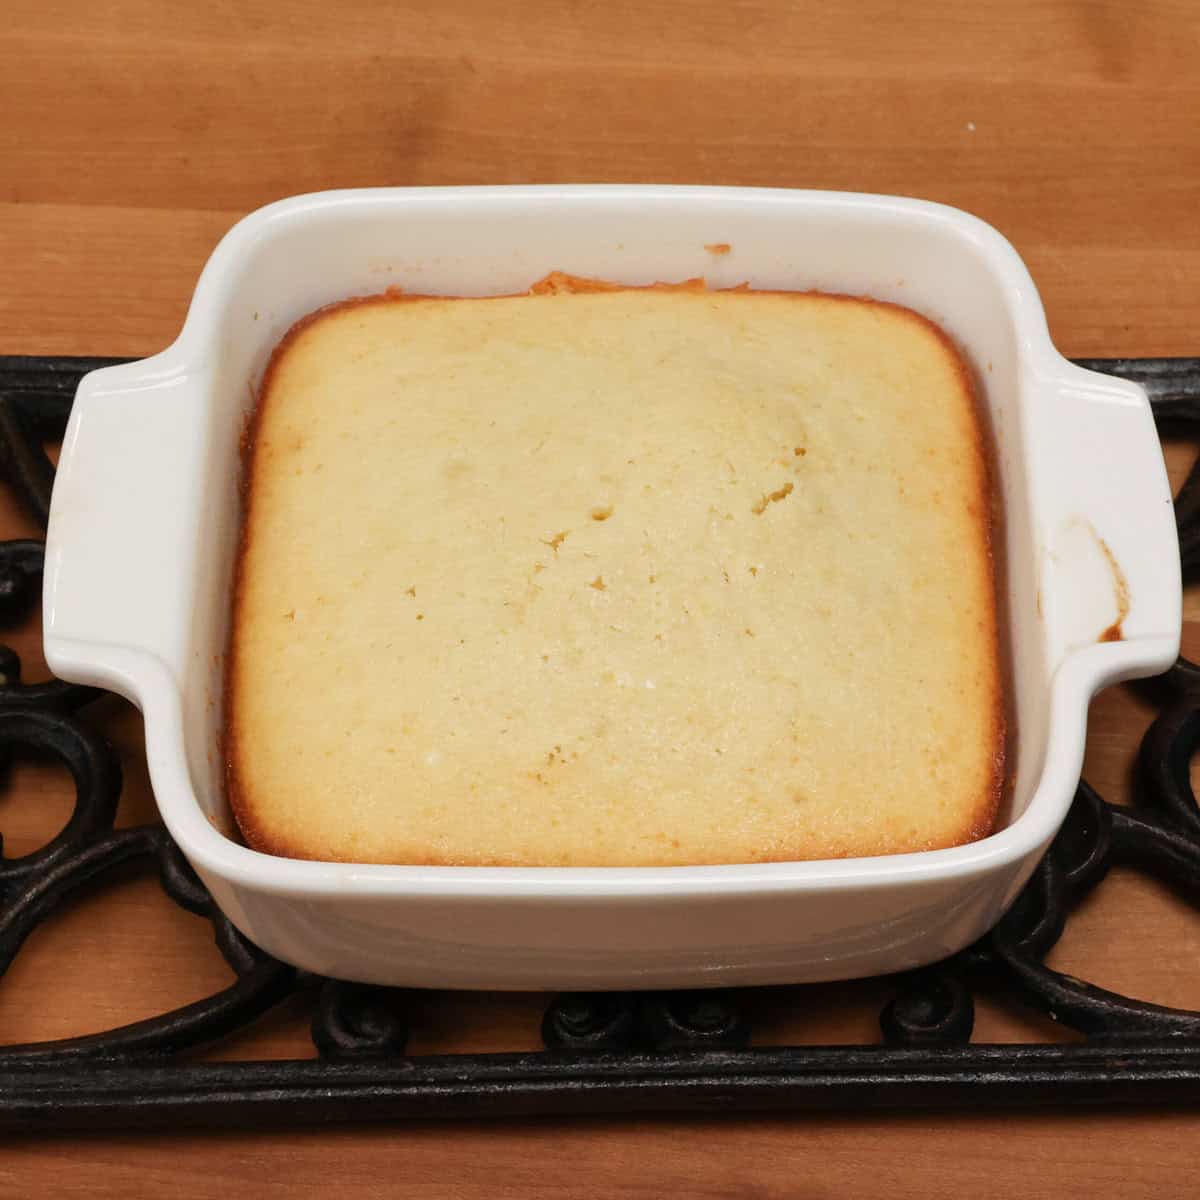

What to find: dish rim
left=44, top=185, right=1181, bottom=900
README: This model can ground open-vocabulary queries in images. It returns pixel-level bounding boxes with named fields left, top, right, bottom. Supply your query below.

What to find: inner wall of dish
left=181, top=195, right=1048, bottom=849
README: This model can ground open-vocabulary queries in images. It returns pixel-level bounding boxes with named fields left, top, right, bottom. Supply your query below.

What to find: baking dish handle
left=42, top=356, right=203, bottom=706
left=1035, top=360, right=1181, bottom=689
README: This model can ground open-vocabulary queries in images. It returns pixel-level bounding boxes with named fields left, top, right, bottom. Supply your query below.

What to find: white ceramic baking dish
left=43, top=186, right=1180, bottom=990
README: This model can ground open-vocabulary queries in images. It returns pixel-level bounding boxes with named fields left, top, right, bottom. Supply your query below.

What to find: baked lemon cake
left=227, top=275, right=1004, bottom=865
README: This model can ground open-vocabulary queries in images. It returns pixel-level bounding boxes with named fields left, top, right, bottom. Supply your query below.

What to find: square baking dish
left=43, top=186, right=1180, bottom=990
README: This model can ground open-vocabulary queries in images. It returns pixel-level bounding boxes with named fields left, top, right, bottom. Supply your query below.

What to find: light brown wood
left=0, top=0, right=1198, bottom=1193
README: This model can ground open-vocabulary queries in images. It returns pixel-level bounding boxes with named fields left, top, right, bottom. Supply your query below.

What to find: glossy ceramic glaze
left=42, top=187, right=1180, bottom=989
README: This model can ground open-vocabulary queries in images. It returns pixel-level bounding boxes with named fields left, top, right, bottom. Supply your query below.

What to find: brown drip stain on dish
left=1093, top=529, right=1131, bottom=643
left=704, top=242, right=732, bottom=256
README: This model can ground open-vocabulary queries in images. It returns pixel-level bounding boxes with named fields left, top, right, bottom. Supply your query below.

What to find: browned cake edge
left=224, top=274, right=1007, bottom=865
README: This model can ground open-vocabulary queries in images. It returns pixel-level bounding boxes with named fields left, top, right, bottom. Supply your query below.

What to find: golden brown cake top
left=227, top=276, right=1003, bottom=866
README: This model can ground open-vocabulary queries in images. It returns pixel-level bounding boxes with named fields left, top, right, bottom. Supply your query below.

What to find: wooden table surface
left=2, top=1, right=1199, bottom=1194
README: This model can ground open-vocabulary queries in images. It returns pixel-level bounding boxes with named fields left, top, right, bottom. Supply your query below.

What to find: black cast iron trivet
left=0, top=354, right=1197, bottom=1132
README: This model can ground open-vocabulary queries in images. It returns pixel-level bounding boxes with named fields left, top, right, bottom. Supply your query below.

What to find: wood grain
left=0, top=0, right=1198, bottom=1194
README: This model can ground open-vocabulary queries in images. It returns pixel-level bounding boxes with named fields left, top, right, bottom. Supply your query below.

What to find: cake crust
left=227, top=276, right=1004, bottom=866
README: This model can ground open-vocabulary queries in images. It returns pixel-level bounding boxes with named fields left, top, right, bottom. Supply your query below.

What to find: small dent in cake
left=794, top=446, right=807, bottom=457
left=704, top=242, right=732, bottom=256
left=590, top=575, right=606, bottom=591
left=416, top=613, right=424, bottom=621
left=722, top=568, right=731, bottom=584
left=745, top=627, right=755, bottom=637
left=541, top=530, right=570, bottom=554
left=749, top=565, right=760, bottom=576
left=590, top=505, right=614, bottom=521
left=752, top=482, right=793, bottom=514
left=405, top=585, right=416, bottom=597
left=283, top=609, right=295, bottom=621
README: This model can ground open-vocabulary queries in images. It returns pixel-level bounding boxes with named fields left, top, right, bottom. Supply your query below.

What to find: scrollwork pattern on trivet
left=0, top=355, right=1195, bottom=1127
